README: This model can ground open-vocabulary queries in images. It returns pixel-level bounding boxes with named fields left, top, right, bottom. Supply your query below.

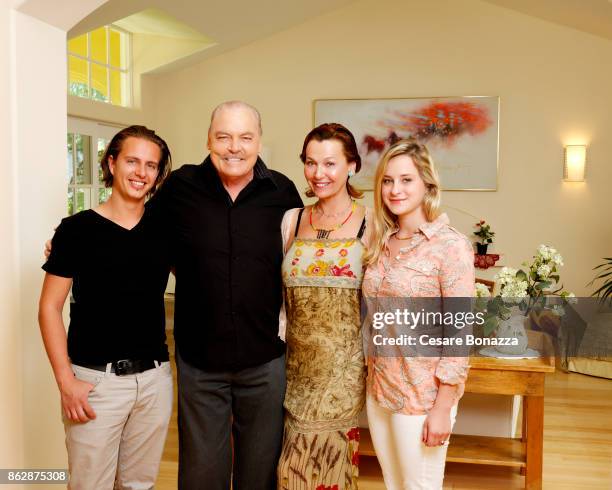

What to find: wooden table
left=361, top=332, right=555, bottom=489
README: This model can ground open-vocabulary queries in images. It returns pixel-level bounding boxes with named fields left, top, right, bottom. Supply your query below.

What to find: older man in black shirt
left=152, top=101, right=302, bottom=490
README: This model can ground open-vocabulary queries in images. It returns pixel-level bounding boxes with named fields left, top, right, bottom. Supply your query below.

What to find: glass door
left=67, top=117, right=123, bottom=215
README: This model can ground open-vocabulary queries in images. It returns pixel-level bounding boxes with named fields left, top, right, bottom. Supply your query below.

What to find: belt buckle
left=114, top=359, right=131, bottom=376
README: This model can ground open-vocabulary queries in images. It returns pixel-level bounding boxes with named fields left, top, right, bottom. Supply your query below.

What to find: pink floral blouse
left=362, top=213, right=475, bottom=415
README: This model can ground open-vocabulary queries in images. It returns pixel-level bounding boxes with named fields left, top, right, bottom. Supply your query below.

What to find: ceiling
left=113, top=8, right=211, bottom=41
left=67, top=0, right=612, bottom=74
left=482, top=0, right=612, bottom=41
left=69, top=0, right=356, bottom=73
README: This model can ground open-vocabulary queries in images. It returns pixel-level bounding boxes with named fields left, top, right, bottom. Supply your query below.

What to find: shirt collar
left=386, top=212, right=450, bottom=242
left=253, top=157, right=277, bottom=186
left=418, top=213, right=449, bottom=240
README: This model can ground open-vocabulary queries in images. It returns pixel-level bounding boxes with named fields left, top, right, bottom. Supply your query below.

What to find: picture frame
left=313, top=96, right=500, bottom=191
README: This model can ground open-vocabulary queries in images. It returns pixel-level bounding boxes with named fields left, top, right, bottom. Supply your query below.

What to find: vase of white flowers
left=482, top=245, right=575, bottom=355
left=492, top=306, right=529, bottom=355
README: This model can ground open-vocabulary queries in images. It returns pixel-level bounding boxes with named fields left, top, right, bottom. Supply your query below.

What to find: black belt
left=77, top=359, right=157, bottom=376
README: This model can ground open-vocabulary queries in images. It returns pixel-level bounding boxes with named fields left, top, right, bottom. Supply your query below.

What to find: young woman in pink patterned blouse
left=363, top=138, right=475, bottom=489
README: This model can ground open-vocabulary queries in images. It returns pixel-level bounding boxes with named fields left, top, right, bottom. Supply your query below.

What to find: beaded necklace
left=309, top=200, right=356, bottom=239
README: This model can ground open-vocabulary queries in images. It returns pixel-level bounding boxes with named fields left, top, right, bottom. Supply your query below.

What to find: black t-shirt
left=42, top=209, right=171, bottom=364
left=149, top=157, right=303, bottom=371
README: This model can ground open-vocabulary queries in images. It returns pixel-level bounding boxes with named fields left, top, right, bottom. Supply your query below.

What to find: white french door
left=66, top=117, right=124, bottom=215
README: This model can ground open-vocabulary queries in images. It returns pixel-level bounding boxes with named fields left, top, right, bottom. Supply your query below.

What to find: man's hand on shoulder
left=44, top=239, right=52, bottom=260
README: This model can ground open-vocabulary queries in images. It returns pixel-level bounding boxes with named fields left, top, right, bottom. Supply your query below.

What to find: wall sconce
left=564, top=145, right=586, bottom=182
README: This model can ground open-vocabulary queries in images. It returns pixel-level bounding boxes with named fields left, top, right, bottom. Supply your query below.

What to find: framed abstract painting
left=313, top=96, right=499, bottom=191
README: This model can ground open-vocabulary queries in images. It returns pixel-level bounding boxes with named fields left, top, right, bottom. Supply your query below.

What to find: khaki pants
left=64, top=362, right=173, bottom=490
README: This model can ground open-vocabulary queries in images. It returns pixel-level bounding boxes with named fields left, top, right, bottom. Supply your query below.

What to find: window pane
left=121, top=71, right=129, bottom=106
left=67, top=34, right=87, bottom=57
left=76, top=188, right=91, bottom=213
left=68, top=55, right=88, bottom=98
left=90, top=27, right=107, bottom=64
left=99, top=188, right=112, bottom=204
left=109, top=29, right=122, bottom=68
left=67, top=133, right=74, bottom=185
left=66, top=26, right=130, bottom=107
left=110, top=69, right=123, bottom=106
left=97, top=138, right=108, bottom=184
left=91, top=64, right=108, bottom=102
left=67, top=188, right=74, bottom=216
left=75, top=134, right=92, bottom=184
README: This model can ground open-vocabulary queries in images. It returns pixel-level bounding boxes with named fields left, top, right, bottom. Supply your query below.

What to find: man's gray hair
left=209, top=100, right=262, bottom=135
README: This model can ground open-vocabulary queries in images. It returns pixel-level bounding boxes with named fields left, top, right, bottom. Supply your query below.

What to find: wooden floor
left=156, top=326, right=612, bottom=488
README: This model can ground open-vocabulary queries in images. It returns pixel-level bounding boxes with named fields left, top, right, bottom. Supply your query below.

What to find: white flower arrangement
left=499, top=280, right=528, bottom=299
left=536, top=264, right=552, bottom=279
left=535, top=244, right=563, bottom=267
left=480, top=245, right=575, bottom=336
left=474, top=283, right=492, bottom=298
left=496, top=267, right=518, bottom=286
left=500, top=245, right=571, bottom=299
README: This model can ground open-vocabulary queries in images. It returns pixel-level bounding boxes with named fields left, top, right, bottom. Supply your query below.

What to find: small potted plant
left=473, top=220, right=495, bottom=255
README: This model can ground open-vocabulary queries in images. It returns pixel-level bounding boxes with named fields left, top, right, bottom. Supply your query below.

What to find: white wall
left=0, top=1, right=25, bottom=473
left=153, top=0, right=612, bottom=295
left=14, top=10, right=70, bottom=469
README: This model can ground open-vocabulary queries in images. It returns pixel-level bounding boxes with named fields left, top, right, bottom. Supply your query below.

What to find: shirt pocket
left=395, top=260, right=440, bottom=296
left=399, top=259, right=438, bottom=275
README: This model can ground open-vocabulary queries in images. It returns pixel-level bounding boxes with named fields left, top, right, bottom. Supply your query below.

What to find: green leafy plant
left=473, top=220, right=495, bottom=245
left=587, top=257, right=612, bottom=304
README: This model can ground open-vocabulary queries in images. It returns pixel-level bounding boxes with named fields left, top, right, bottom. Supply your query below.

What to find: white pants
left=366, top=396, right=458, bottom=490
left=64, top=362, right=173, bottom=490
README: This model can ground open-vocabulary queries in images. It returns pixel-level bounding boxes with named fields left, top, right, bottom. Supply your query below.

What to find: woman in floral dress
left=277, top=123, right=369, bottom=490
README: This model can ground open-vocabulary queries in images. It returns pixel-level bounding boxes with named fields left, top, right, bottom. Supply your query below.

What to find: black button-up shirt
left=151, top=156, right=303, bottom=371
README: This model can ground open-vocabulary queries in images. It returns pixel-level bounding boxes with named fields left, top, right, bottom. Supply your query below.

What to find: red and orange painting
left=314, top=96, right=499, bottom=190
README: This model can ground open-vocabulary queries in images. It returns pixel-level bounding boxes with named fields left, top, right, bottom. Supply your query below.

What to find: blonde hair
left=364, top=138, right=441, bottom=265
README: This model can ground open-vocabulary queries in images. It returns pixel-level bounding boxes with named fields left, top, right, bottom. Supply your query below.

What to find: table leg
left=524, top=395, right=544, bottom=489
left=521, top=396, right=527, bottom=476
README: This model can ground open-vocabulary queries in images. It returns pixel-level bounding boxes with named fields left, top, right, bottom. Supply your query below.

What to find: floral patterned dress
left=277, top=208, right=367, bottom=490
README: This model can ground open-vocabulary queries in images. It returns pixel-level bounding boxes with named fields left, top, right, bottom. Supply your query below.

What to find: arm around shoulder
left=361, top=206, right=375, bottom=249
left=280, top=208, right=302, bottom=255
